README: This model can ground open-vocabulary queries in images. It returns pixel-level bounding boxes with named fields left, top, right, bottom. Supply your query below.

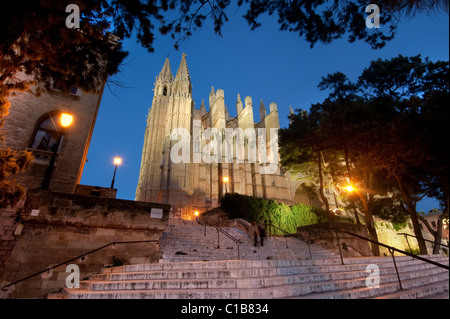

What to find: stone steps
left=62, top=255, right=449, bottom=299
left=58, top=220, right=449, bottom=299
left=159, top=220, right=336, bottom=262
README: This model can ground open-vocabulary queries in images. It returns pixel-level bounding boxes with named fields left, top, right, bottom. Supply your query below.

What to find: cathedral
left=135, top=53, right=294, bottom=219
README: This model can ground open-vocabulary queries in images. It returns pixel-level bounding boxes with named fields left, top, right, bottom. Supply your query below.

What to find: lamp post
left=110, top=157, right=122, bottom=188
left=223, top=176, right=229, bottom=194
left=39, top=113, right=73, bottom=190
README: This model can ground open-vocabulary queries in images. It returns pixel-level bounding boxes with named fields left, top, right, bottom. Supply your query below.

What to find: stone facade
left=136, top=53, right=293, bottom=219
left=0, top=189, right=170, bottom=299
left=1, top=83, right=104, bottom=193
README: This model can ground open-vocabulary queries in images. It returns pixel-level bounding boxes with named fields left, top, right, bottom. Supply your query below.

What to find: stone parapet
left=0, top=189, right=170, bottom=299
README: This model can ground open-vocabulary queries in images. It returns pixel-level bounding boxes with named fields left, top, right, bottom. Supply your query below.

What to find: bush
left=220, top=193, right=320, bottom=235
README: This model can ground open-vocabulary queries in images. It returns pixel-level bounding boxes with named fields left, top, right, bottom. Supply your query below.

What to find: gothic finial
left=236, top=93, right=243, bottom=114
left=158, top=57, right=173, bottom=83
left=174, top=53, right=190, bottom=83
left=260, top=99, right=266, bottom=120
left=289, top=105, right=294, bottom=115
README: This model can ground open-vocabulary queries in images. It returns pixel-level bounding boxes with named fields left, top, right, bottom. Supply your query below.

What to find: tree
left=283, top=55, right=449, bottom=255
left=279, top=109, right=332, bottom=215
left=356, top=55, right=449, bottom=254
left=0, top=147, right=33, bottom=209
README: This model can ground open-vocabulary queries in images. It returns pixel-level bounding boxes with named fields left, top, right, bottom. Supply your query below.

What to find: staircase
left=159, top=219, right=336, bottom=262
left=60, top=220, right=449, bottom=299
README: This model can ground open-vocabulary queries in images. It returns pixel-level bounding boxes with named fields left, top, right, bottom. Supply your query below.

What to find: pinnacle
left=174, top=52, right=190, bottom=83
left=158, top=57, right=173, bottom=83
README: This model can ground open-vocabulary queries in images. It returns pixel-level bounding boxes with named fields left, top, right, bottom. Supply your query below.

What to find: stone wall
left=0, top=189, right=170, bottom=299
left=0, top=206, right=20, bottom=282
left=297, top=222, right=373, bottom=258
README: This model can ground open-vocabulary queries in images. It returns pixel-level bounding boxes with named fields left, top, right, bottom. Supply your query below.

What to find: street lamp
left=223, top=176, right=229, bottom=193
left=39, top=112, right=73, bottom=190
left=110, top=157, right=122, bottom=188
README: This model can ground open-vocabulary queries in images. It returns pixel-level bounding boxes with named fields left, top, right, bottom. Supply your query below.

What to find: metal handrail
left=330, top=227, right=449, bottom=291
left=333, top=228, right=449, bottom=269
left=1, top=239, right=159, bottom=292
left=398, top=232, right=450, bottom=253
left=264, top=222, right=313, bottom=260
left=200, top=216, right=243, bottom=259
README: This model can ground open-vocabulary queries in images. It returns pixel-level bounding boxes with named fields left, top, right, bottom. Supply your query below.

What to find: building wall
left=0, top=189, right=170, bottom=299
left=1, top=85, right=104, bottom=193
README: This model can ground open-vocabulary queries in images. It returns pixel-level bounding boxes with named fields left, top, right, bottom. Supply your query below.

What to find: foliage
left=392, top=221, right=408, bottom=231
left=405, top=248, right=421, bottom=256
left=281, top=54, right=449, bottom=255
left=220, top=193, right=320, bottom=235
left=0, top=147, right=34, bottom=208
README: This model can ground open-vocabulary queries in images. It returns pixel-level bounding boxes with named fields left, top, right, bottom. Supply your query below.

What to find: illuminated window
left=29, top=113, right=64, bottom=152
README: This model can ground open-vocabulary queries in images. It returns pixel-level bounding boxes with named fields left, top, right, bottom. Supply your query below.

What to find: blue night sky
left=79, top=6, right=449, bottom=212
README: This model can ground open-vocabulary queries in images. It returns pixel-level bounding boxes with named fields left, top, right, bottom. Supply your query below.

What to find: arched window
left=29, top=113, right=64, bottom=152
left=163, top=86, right=168, bottom=96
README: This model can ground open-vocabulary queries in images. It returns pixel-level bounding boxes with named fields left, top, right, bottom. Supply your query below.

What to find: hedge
left=220, top=193, right=320, bottom=235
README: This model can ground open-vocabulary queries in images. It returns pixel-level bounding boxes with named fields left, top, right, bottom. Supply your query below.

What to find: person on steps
left=251, top=221, right=260, bottom=247
left=258, top=222, right=266, bottom=247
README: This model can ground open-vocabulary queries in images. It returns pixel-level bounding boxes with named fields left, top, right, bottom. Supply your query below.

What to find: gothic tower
left=136, top=53, right=194, bottom=216
left=136, top=53, right=293, bottom=220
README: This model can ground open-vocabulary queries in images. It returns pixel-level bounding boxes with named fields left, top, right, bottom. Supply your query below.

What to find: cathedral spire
left=174, top=52, right=191, bottom=83
left=172, top=53, right=192, bottom=95
left=158, top=57, right=173, bottom=83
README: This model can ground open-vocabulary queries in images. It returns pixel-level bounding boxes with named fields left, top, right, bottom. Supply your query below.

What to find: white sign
left=31, top=209, right=40, bottom=216
left=150, top=208, right=163, bottom=219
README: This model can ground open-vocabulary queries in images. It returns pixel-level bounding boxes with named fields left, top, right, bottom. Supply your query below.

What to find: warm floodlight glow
left=60, top=113, right=73, bottom=127
left=223, top=176, right=229, bottom=183
left=114, top=157, right=122, bottom=165
left=345, top=185, right=355, bottom=192
left=194, top=211, right=199, bottom=216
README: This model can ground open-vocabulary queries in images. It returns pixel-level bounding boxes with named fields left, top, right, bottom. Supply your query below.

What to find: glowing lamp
left=345, top=185, right=355, bottom=192
left=60, top=113, right=73, bottom=127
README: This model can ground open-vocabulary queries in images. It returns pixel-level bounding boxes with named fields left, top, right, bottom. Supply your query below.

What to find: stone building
left=1, top=83, right=104, bottom=193
left=135, top=53, right=293, bottom=219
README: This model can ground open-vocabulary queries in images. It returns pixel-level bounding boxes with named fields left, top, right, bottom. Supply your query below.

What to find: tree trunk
left=433, top=215, right=444, bottom=254
left=316, top=150, right=330, bottom=214
left=344, top=147, right=361, bottom=225
left=394, top=173, right=428, bottom=255
left=357, top=187, right=380, bottom=256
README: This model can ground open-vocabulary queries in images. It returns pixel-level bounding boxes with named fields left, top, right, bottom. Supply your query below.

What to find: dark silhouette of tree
left=281, top=55, right=449, bottom=255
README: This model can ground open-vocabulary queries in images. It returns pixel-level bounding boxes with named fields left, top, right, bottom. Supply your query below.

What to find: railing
left=398, top=232, right=450, bottom=254
left=200, top=216, right=243, bottom=260
left=1, top=239, right=159, bottom=292
left=331, top=227, right=449, bottom=291
left=264, top=222, right=313, bottom=260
